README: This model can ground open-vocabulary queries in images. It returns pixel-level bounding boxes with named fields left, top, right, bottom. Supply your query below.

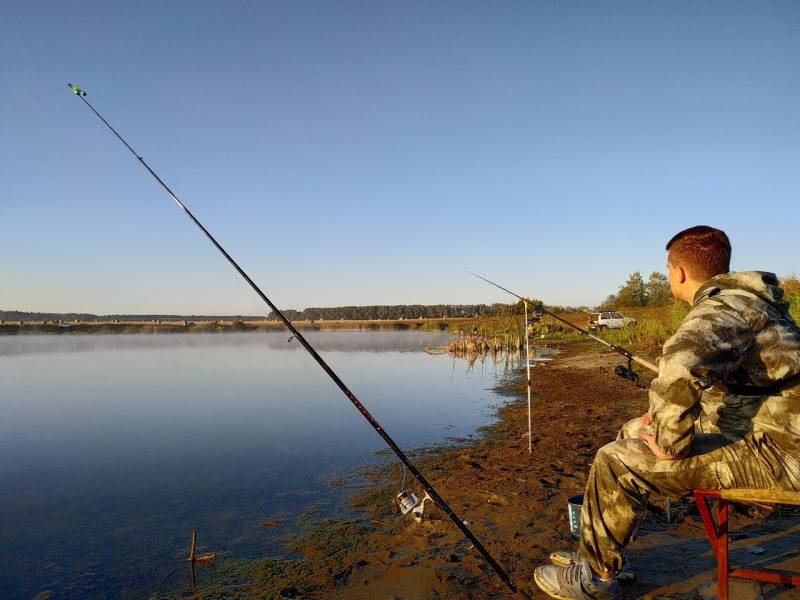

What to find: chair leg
left=718, top=499, right=729, bottom=600
left=694, top=491, right=719, bottom=555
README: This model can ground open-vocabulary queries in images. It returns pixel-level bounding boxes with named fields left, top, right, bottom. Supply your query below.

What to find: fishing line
left=67, top=84, right=528, bottom=598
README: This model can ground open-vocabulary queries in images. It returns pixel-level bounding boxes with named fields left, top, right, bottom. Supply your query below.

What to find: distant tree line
left=266, top=304, right=507, bottom=321
left=1, top=304, right=513, bottom=323
left=598, top=271, right=672, bottom=309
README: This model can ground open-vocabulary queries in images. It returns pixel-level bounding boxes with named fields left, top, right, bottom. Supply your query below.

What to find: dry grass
left=783, top=274, right=800, bottom=323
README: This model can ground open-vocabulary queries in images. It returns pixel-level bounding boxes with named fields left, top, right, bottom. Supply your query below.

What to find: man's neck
left=684, top=279, right=706, bottom=304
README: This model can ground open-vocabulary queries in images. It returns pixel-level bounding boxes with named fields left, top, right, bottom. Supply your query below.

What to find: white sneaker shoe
left=548, top=550, right=635, bottom=582
left=534, top=557, right=623, bottom=600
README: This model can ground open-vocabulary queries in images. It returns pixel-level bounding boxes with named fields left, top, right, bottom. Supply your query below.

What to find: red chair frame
left=693, top=489, right=800, bottom=600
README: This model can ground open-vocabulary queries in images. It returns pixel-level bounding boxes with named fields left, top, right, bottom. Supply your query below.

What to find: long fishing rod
left=67, top=84, right=528, bottom=599
left=468, top=271, right=658, bottom=374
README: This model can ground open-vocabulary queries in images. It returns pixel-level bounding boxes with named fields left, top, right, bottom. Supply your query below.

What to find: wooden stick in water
left=189, top=529, right=196, bottom=562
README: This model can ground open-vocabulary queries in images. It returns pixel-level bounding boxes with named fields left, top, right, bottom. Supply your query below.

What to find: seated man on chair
left=534, top=225, right=800, bottom=600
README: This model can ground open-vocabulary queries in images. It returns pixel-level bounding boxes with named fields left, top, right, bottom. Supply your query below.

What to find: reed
left=447, top=333, right=524, bottom=356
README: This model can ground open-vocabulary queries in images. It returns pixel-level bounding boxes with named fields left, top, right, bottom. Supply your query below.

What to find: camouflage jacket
left=650, top=271, right=800, bottom=458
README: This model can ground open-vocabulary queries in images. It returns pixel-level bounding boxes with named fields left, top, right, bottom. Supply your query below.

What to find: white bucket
left=568, top=494, right=583, bottom=538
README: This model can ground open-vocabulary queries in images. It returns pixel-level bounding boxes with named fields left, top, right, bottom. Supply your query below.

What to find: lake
left=0, top=331, right=518, bottom=599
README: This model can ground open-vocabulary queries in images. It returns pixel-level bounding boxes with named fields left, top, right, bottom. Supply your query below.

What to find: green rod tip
left=67, top=83, right=87, bottom=96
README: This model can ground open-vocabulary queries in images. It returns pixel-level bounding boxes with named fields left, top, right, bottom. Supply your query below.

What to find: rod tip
left=67, top=83, right=87, bottom=96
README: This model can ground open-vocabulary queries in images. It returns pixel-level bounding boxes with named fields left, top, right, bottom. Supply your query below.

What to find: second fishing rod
left=468, top=272, right=658, bottom=378
left=67, top=84, right=529, bottom=599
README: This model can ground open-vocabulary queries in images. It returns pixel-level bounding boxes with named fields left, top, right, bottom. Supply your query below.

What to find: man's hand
left=639, top=433, right=676, bottom=460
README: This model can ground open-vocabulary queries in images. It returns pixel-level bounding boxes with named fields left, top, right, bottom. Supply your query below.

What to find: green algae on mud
left=161, top=519, right=376, bottom=599
left=160, top=402, right=521, bottom=600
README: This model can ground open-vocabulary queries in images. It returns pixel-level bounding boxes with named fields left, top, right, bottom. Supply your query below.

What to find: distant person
left=534, top=226, right=800, bottom=599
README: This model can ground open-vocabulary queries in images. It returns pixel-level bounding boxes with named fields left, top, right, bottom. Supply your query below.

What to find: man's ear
left=676, top=264, right=687, bottom=284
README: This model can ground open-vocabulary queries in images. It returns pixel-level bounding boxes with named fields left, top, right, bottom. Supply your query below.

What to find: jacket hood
left=695, top=271, right=788, bottom=309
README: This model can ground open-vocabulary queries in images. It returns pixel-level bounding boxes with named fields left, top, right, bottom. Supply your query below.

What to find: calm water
left=0, top=332, right=517, bottom=599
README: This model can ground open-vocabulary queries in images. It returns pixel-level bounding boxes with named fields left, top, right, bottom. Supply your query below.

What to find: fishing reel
left=615, top=356, right=640, bottom=384
left=396, top=490, right=434, bottom=523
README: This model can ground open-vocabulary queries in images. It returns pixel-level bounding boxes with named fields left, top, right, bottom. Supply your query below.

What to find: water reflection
left=0, top=329, right=452, bottom=357
left=0, top=332, right=516, bottom=599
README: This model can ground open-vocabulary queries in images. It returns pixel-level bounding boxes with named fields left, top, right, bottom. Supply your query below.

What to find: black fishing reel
left=615, top=357, right=640, bottom=384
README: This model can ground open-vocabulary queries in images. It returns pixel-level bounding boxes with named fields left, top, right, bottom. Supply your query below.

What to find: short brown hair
left=666, top=225, right=731, bottom=280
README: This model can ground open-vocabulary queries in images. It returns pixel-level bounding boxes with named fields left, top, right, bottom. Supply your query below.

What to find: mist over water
left=0, top=331, right=518, bottom=599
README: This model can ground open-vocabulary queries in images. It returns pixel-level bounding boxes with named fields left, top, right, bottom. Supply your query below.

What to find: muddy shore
left=185, top=342, right=800, bottom=599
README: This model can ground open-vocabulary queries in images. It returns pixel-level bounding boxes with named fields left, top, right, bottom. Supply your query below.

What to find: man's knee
left=593, top=438, right=653, bottom=475
left=592, top=440, right=625, bottom=474
left=617, top=416, right=649, bottom=441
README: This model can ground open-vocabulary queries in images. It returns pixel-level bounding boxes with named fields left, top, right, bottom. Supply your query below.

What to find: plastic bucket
left=567, top=494, right=583, bottom=538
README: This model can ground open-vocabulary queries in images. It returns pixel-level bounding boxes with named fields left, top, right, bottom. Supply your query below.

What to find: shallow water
left=0, top=331, right=518, bottom=599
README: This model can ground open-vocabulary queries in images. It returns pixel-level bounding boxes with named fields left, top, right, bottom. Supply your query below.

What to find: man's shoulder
left=662, top=296, right=752, bottom=357
left=695, top=272, right=784, bottom=316
left=684, top=292, right=753, bottom=328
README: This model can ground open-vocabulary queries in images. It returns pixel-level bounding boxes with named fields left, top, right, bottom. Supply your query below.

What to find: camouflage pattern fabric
left=616, top=413, right=717, bottom=441
left=580, top=272, right=800, bottom=576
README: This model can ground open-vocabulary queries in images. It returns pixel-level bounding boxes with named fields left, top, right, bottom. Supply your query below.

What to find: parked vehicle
left=588, top=311, right=636, bottom=330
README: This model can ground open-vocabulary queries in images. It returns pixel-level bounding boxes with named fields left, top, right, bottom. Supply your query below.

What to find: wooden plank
left=718, top=489, right=800, bottom=505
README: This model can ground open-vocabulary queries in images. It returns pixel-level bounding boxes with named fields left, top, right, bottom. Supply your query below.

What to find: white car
left=588, top=311, right=636, bottom=330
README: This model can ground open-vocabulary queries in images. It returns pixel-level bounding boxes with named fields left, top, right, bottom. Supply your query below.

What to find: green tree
left=646, top=271, right=671, bottom=306
left=597, top=294, right=617, bottom=310
left=616, top=272, right=648, bottom=307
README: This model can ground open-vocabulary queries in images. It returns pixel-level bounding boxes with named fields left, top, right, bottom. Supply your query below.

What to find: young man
left=534, top=225, right=800, bottom=600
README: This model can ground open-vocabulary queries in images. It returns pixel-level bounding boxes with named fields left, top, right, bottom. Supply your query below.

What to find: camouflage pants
left=616, top=412, right=718, bottom=441
left=580, top=417, right=800, bottom=576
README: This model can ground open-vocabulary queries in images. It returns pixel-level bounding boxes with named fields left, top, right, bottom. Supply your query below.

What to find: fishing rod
left=468, top=271, right=658, bottom=380
left=67, top=84, right=529, bottom=599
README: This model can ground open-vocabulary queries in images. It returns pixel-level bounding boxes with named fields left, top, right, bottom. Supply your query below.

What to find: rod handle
left=632, top=355, right=658, bottom=373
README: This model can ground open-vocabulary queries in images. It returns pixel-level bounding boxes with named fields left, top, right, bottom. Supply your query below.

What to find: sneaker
left=534, top=558, right=623, bottom=600
left=548, top=550, right=635, bottom=582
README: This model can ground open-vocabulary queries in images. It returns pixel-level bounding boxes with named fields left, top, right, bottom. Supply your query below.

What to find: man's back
left=652, top=271, right=800, bottom=455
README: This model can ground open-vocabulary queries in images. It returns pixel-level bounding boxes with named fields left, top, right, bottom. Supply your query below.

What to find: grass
left=430, top=301, right=693, bottom=357
left=783, top=274, right=800, bottom=323
left=422, top=314, right=524, bottom=337
left=514, top=304, right=681, bottom=351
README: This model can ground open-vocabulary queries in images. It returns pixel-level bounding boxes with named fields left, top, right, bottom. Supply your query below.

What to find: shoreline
left=0, top=318, right=469, bottom=336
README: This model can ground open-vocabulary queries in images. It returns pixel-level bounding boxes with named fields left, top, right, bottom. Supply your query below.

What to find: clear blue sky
left=2, top=1, right=798, bottom=314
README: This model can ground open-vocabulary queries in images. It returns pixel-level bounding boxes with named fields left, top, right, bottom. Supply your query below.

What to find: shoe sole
left=533, top=570, right=575, bottom=600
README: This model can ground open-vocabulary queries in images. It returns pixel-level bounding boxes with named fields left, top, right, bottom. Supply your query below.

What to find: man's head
left=665, top=225, right=731, bottom=303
